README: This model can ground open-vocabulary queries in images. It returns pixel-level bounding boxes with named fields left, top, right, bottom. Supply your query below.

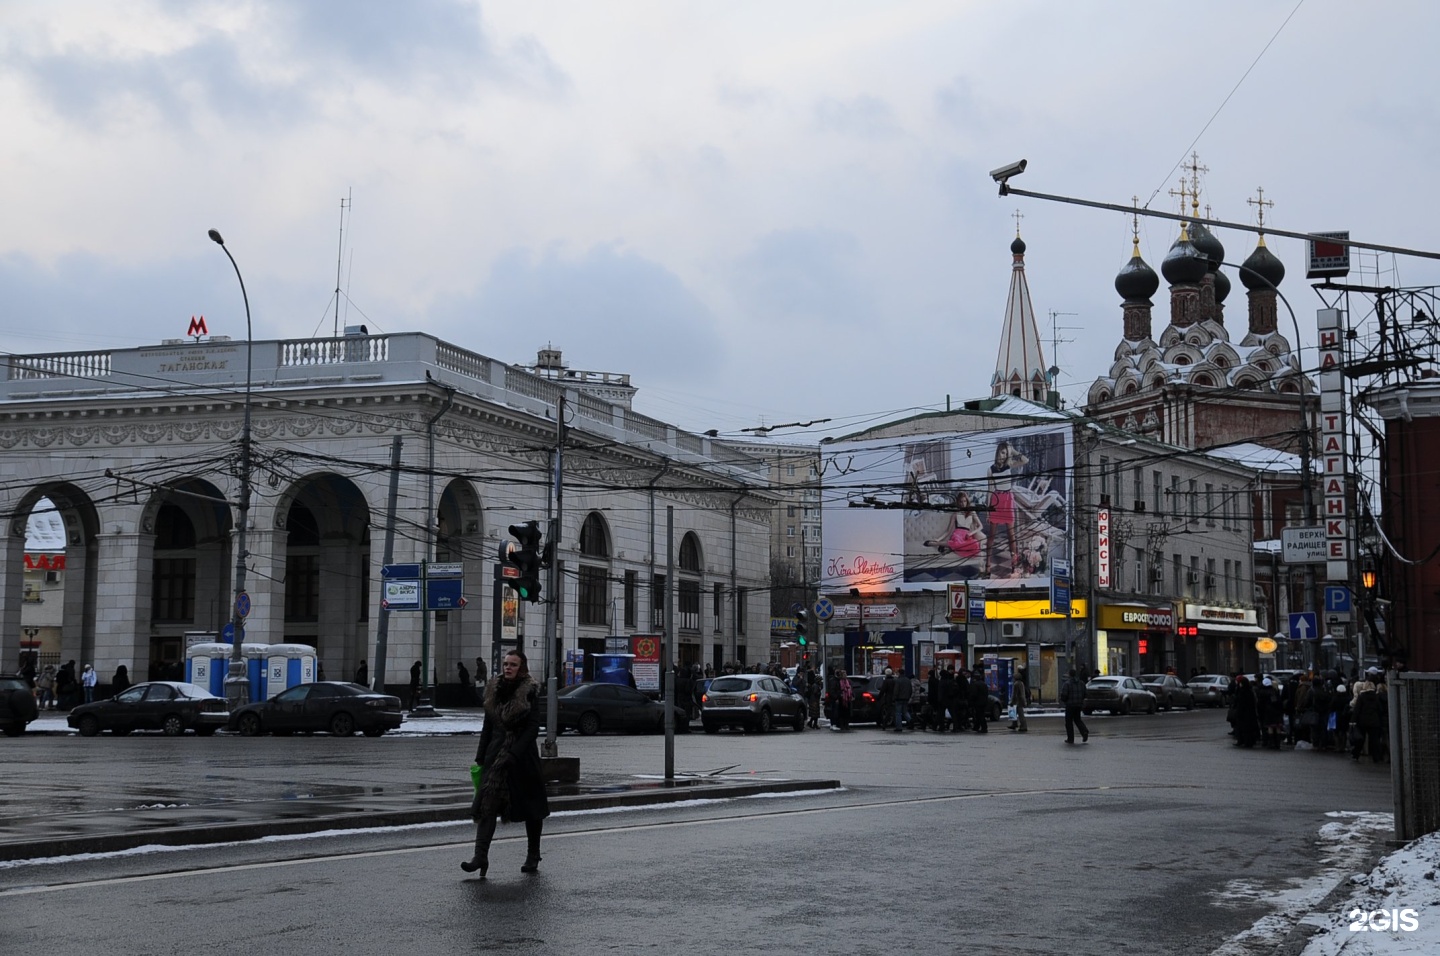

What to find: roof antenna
left=333, top=190, right=351, bottom=338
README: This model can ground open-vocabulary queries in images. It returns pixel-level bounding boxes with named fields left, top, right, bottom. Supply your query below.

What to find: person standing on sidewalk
left=81, top=664, right=98, bottom=704
left=1060, top=669, right=1089, bottom=744
left=462, top=649, right=549, bottom=878
left=36, top=664, right=56, bottom=711
left=893, top=668, right=913, bottom=732
left=1009, top=669, right=1029, bottom=732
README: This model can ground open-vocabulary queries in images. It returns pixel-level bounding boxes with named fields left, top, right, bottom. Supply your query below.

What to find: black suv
left=1, top=674, right=40, bottom=736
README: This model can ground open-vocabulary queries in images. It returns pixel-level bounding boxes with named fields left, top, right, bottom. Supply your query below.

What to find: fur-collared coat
left=473, top=674, right=550, bottom=823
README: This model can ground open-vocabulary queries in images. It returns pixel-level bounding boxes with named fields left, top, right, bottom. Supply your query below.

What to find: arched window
left=678, top=532, right=703, bottom=632
left=579, top=512, right=610, bottom=558
left=578, top=512, right=610, bottom=627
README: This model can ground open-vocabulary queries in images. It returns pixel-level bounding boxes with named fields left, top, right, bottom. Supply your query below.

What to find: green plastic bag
left=470, top=764, right=483, bottom=791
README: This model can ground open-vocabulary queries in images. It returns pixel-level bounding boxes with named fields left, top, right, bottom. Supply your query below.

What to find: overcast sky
left=2, top=0, right=1436, bottom=439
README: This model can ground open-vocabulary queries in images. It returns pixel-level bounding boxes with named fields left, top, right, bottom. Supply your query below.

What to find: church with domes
left=1084, top=183, right=1313, bottom=455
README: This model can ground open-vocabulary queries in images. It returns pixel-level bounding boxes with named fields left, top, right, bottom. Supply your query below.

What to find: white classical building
left=0, top=333, right=774, bottom=694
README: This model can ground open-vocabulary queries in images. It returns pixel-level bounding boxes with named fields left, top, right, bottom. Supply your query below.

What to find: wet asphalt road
left=0, top=709, right=1393, bottom=956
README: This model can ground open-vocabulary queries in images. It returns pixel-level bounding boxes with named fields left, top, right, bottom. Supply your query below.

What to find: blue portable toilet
left=185, top=642, right=232, bottom=698
left=264, top=643, right=317, bottom=699
left=243, top=643, right=271, bottom=702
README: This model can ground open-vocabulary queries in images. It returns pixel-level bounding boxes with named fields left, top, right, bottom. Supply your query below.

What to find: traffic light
left=795, top=609, right=809, bottom=647
left=500, top=520, right=543, bottom=602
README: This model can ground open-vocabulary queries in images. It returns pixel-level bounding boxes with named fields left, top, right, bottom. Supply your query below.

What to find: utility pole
left=372, top=435, right=403, bottom=693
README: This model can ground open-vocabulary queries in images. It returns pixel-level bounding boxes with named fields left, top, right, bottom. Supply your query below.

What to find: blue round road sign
left=235, top=591, right=252, bottom=619
left=814, top=597, right=834, bottom=621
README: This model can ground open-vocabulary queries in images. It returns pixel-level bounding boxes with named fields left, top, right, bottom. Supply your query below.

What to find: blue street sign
left=1050, top=560, right=1072, bottom=617
left=1324, top=586, right=1353, bottom=615
left=221, top=622, right=244, bottom=644
left=968, top=597, right=986, bottom=623
left=1288, top=611, right=1319, bottom=642
left=814, top=597, right=834, bottom=621
left=382, top=563, right=422, bottom=579
left=426, top=578, right=467, bottom=611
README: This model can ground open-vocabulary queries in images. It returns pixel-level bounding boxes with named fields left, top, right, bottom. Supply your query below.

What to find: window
left=651, top=574, right=665, bottom=629
left=678, top=580, right=700, bottom=632
left=1205, top=557, right=1216, bottom=592
left=1100, top=457, right=1110, bottom=500
left=786, top=546, right=795, bottom=558
left=1205, top=484, right=1216, bottom=527
left=152, top=558, right=196, bottom=621
left=1170, top=476, right=1181, bottom=518
left=284, top=554, right=319, bottom=622
left=737, top=587, right=747, bottom=634
left=1173, top=554, right=1182, bottom=595
left=1223, top=559, right=1232, bottom=601
left=787, top=506, right=796, bottom=518
left=578, top=566, right=608, bottom=626
left=1188, top=480, right=1198, bottom=522
left=787, top=526, right=795, bottom=537
left=1132, top=466, right=1143, bottom=507
left=1221, top=484, right=1231, bottom=530
left=713, top=583, right=723, bottom=633
left=578, top=512, right=612, bottom=627
left=1152, top=471, right=1163, bottom=513
left=624, top=571, right=637, bottom=628
left=786, top=464, right=796, bottom=477
left=1189, top=556, right=1200, bottom=598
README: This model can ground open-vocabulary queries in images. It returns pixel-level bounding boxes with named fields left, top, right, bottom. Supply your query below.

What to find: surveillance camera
left=989, top=159, right=1028, bottom=184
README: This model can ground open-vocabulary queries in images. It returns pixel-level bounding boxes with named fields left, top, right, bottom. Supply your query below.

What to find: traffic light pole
left=541, top=397, right=566, bottom=758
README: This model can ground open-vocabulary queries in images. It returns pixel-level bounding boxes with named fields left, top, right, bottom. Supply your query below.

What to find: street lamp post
left=208, top=229, right=254, bottom=708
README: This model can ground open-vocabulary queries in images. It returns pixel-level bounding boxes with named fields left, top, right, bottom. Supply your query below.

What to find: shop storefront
left=1095, top=603, right=1175, bottom=676
left=842, top=629, right=964, bottom=678
left=1182, top=603, right=1264, bottom=675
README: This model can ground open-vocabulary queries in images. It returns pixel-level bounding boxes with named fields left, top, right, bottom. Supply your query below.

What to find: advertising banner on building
left=822, top=424, right=1073, bottom=592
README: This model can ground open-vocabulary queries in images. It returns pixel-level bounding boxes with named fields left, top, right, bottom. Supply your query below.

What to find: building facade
left=0, top=332, right=774, bottom=692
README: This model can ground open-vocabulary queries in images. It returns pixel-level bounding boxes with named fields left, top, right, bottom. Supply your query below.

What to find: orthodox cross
left=1247, top=186, right=1274, bottom=234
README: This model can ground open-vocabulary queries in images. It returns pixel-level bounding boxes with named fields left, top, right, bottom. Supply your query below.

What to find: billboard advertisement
left=822, top=423, right=1072, bottom=592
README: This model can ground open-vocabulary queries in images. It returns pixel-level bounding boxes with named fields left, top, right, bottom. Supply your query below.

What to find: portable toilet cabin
left=264, top=643, right=318, bottom=699
left=185, top=643, right=232, bottom=698
left=243, top=643, right=271, bottom=702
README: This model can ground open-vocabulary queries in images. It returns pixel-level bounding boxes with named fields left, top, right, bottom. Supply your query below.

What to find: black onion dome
left=1188, top=221, right=1225, bottom=270
left=1115, top=251, right=1160, bottom=301
left=1213, top=267, right=1232, bottom=304
left=1011, top=236, right=1026, bottom=255
left=1161, top=230, right=1209, bottom=285
left=1240, top=240, right=1286, bottom=290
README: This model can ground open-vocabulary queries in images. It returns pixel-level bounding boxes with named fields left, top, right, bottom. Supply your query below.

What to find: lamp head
left=208, top=229, right=225, bottom=245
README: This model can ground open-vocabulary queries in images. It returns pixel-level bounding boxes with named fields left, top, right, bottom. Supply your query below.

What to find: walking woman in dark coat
left=1231, top=675, right=1261, bottom=748
left=462, top=649, right=550, bottom=878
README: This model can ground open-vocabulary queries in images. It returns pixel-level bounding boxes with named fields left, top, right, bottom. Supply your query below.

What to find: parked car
left=1, top=673, right=39, bottom=737
left=1082, top=676, right=1157, bottom=716
left=551, top=682, right=689, bottom=735
left=1186, top=674, right=1233, bottom=707
left=68, top=681, right=229, bottom=736
left=1138, top=674, right=1196, bottom=711
left=228, top=681, right=404, bottom=737
left=701, top=674, right=806, bottom=733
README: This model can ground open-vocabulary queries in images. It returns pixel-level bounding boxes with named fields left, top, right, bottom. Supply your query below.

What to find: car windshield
left=710, top=677, right=753, bottom=692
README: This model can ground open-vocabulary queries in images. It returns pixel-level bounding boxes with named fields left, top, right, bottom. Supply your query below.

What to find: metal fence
left=1390, top=671, right=1440, bottom=841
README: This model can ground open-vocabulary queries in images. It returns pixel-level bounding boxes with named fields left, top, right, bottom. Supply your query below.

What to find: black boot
left=521, top=818, right=543, bottom=873
left=462, top=814, right=496, bottom=876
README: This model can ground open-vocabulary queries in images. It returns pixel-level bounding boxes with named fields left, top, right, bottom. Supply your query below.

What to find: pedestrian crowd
left=1225, top=667, right=1390, bottom=762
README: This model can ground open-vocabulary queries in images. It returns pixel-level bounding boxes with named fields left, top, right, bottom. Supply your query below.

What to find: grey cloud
left=437, top=243, right=726, bottom=389
left=814, top=94, right=898, bottom=140
left=730, top=228, right=878, bottom=331
left=7, top=0, right=568, bottom=130
left=935, top=76, right=992, bottom=132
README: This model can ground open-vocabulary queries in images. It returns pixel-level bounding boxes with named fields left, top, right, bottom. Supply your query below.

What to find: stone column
left=92, top=530, right=154, bottom=677
left=0, top=527, right=24, bottom=669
